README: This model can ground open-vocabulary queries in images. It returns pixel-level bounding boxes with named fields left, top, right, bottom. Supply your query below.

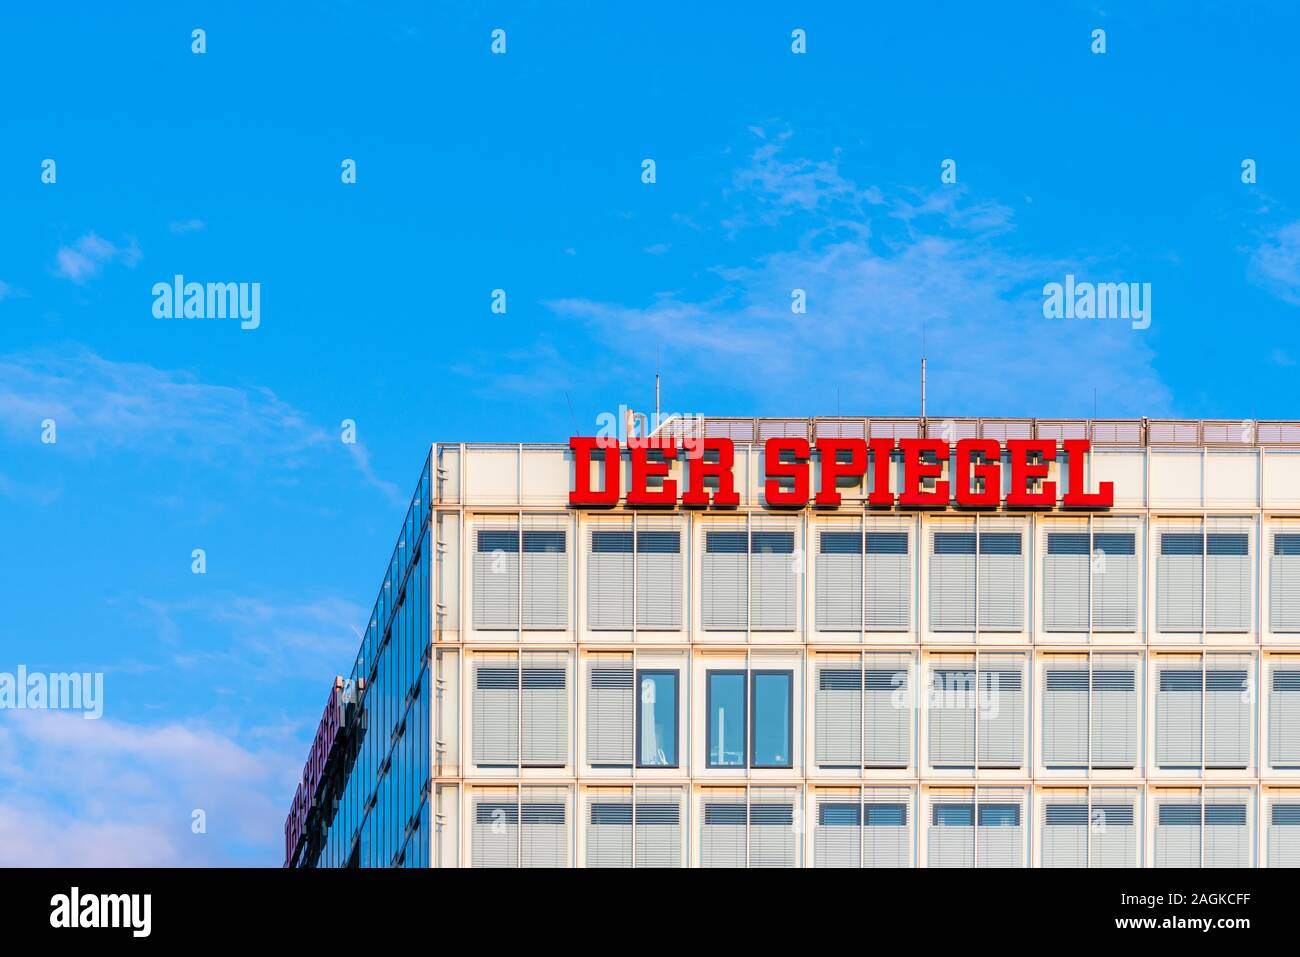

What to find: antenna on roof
left=655, top=345, right=661, bottom=429
left=564, top=391, right=578, bottom=435
left=921, top=326, right=927, bottom=420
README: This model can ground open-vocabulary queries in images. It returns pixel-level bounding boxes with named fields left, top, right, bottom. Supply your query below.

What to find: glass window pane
left=707, top=672, right=746, bottom=767
left=751, top=671, right=792, bottom=767
left=637, top=671, right=678, bottom=767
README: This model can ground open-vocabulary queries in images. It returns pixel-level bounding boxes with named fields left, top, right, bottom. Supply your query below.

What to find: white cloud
left=0, top=711, right=297, bottom=865
left=137, top=593, right=365, bottom=679
left=546, top=134, right=1169, bottom=418
left=1251, top=221, right=1300, bottom=306
left=0, top=346, right=403, bottom=503
left=53, top=232, right=142, bottom=283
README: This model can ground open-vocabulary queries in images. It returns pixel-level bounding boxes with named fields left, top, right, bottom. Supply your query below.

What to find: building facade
left=286, top=416, right=1300, bottom=868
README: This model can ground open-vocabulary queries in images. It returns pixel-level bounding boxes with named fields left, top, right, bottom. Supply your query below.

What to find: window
left=929, top=527, right=1024, bottom=632
left=977, top=793, right=1025, bottom=868
left=814, top=661, right=862, bottom=768
left=814, top=787, right=913, bottom=868
left=702, top=530, right=747, bottom=630
left=1267, top=798, right=1300, bottom=867
left=587, top=787, right=685, bottom=868
left=522, top=529, right=568, bottom=629
left=867, top=530, right=911, bottom=630
left=473, top=528, right=519, bottom=629
left=702, top=527, right=798, bottom=631
left=586, top=655, right=634, bottom=767
left=706, top=672, right=746, bottom=768
left=637, top=670, right=678, bottom=767
left=635, top=788, right=684, bottom=867
left=1043, top=531, right=1089, bottom=631
left=587, top=529, right=633, bottom=629
left=978, top=532, right=1024, bottom=631
left=1271, top=533, right=1300, bottom=632
left=706, top=669, right=794, bottom=769
left=472, top=652, right=569, bottom=768
left=586, top=791, right=633, bottom=868
left=1041, top=654, right=1139, bottom=769
left=1157, top=527, right=1252, bottom=633
left=1042, top=528, right=1139, bottom=631
left=637, top=529, right=682, bottom=629
left=587, top=526, right=683, bottom=631
left=471, top=795, right=518, bottom=867
left=816, top=530, right=862, bottom=631
left=521, top=788, right=569, bottom=868
left=815, top=527, right=911, bottom=632
left=928, top=655, right=1025, bottom=770
left=751, top=671, right=793, bottom=768
left=927, top=788, right=1025, bottom=869
left=1154, top=790, right=1252, bottom=867
left=814, top=654, right=912, bottom=770
left=815, top=796, right=862, bottom=868
left=1155, top=655, right=1251, bottom=770
left=927, top=793, right=974, bottom=868
left=585, top=658, right=680, bottom=769
left=472, top=661, right=519, bottom=767
left=700, top=788, right=800, bottom=868
left=1039, top=789, right=1138, bottom=868
left=751, top=531, right=797, bottom=629
left=1269, top=663, right=1300, bottom=769
left=1207, top=531, right=1250, bottom=631
left=930, top=531, right=976, bottom=631
left=473, top=524, right=569, bottom=630
left=469, top=787, right=569, bottom=869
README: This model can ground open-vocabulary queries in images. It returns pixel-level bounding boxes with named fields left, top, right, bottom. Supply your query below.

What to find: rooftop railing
left=650, top=416, right=1300, bottom=449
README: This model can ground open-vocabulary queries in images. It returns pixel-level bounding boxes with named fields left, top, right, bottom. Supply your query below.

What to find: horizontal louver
left=1272, top=534, right=1300, bottom=633
left=702, top=531, right=746, bottom=630
left=1158, top=532, right=1203, bottom=632
left=1156, top=668, right=1202, bottom=768
left=473, top=665, right=518, bottom=767
left=522, top=529, right=567, bottom=629
left=930, top=532, right=975, bottom=631
left=1270, top=669, right=1300, bottom=768
left=587, top=664, right=633, bottom=767
left=473, top=529, right=519, bottom=629
left=866, top=531, right=910, bottom=630
left=1270, top=803, right=1300, bottom=866
left=637, top=530, right=682, bottom=629
left=1206, top=532, right=1250, bottom=633
left=1092, top=532, right=1138, bottom=630
left=1044, top=532, right=1089, bottom=632
left=587, top=529, right=632, bottom=630
left=816, top=531, right=862, bottom=631
left=751, top=531, right=797, bottom=630
left=978, top=532, right=1024, bottom=632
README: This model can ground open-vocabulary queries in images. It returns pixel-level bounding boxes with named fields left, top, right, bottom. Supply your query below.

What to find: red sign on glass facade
left=284, top=676, right=358, bottom=867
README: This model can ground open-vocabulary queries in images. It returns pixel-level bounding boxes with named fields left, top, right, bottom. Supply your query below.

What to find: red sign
left=569, top=436, right=1113, bottom=510
left=284, top=677, right=359, bottom=867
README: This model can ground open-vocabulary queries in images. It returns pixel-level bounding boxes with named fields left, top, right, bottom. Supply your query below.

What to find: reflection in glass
left=751, top=671, right=792, bottom=767
left=637, top=670, right=678, bottom=767
left=707, top=672, right=746, bottom=767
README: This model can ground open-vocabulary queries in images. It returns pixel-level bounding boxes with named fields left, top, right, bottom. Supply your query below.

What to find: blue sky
left=1, top=1, right=1299, bottom=864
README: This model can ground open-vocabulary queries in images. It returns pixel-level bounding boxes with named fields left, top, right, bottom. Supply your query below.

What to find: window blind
left=473, top=528, right=519, bottom=630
